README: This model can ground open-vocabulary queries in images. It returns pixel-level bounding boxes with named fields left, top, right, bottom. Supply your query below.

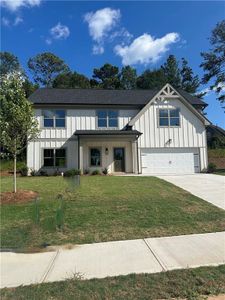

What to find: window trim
left=42, top=109, right=66, bottom=129
left=42, top=148, right=67, bottom=168
left=89, top=147, right=102, bottom=167
left=158, top=108, right=180, bottom=128
left=96, top=110, right=119, bottom=129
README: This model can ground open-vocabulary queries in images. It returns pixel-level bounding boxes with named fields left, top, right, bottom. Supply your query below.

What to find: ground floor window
left=90, top=148, right=101, bottom=166
left=43, top=148, right=66, bottom=167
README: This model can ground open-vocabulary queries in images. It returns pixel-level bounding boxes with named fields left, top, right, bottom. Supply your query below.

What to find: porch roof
left=74, top=130, right=142, bottom=137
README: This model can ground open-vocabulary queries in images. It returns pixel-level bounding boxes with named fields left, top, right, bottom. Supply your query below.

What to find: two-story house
left=27, top=84, right=210, bottom=175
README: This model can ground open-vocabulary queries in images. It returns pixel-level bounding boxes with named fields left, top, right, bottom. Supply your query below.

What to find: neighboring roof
left=29, top=87, right=207, bottom=107
left=207, top=124, right=225, bottom=136
left=75, top=130, right=142, bottom=136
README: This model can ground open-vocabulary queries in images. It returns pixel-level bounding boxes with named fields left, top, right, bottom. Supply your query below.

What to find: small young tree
left=0, top=72, right=39, bottom=193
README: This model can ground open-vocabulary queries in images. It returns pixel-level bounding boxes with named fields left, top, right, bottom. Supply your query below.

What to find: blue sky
left=1, top=0, right=225, bottom=128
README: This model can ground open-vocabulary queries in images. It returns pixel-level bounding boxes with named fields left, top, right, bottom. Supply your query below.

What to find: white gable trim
left=129, top=83, right=210, bottom=126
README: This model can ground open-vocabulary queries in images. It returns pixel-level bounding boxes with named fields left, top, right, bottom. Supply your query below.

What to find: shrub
left=92, top=169, right=101, bottom=175
left=20, top=165, right=28, bottom=176
left=102, top=168, right=108, bottom=175
left=40, top=170, right=48, bottom=176
left=64, top=169, right=81, bottom=177
left=30, top=169, right=37, bottom=176
left=53, top=169, right=61, bottom=176
left=84, top=169, right=90, bottom=175
left=208, top=162, right=217, bottom=173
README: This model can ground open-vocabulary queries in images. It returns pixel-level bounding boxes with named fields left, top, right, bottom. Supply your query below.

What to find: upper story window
left=159, top=108, right=180, bottom=127
left=43, top=110, right=66, bottom=128
left=97, top=110, right=118, bottom=128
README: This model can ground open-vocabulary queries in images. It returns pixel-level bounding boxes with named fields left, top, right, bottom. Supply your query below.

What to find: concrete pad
left=145, top=232, right=225, bottom=271
left=0, top=251, right=57, bottom=288
left=45, top=239, right=163, bottom=282
left=157, top=174, right=225, bottom=210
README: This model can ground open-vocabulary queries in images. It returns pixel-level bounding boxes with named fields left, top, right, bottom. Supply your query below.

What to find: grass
left=1, top=265, right=225, bottom=300
left=214, top=169, right=225, bottom=176
left=0, top=159, right=25, bottom=172
left=1, top=176, right=225, bottom=251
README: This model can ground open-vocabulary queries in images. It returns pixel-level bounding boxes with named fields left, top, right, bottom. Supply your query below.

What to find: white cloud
left=2, top=17, right=10, bottom=26
left=14, top=16, right=23, bottom=25
left=114, top=32, right=180, bottom=65
left=92, top=45, right=104, bottom=55
left=46, top=22, right=70, bottom=45
left=50, top=22, right=70, bottom=40
left=109, top=27, right=133, bottom=43
left=1, top=0, right=41, bottom=11
left=84, top=8, right=120, bottom=41
left=84, top=7, right=121, bottom=54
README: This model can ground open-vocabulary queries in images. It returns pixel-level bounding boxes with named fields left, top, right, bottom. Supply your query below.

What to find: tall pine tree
left=161, top=55, right=181, bottom=88
left=180, top=58, right=200, bottom=93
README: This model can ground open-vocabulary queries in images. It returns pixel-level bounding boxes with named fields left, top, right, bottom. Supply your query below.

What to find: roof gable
left=129, top=84, right=210, bottom=126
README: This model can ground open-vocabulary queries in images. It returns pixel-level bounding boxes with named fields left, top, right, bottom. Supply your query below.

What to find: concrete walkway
left=1, top=231, right=225, bottom=288
left=157, top=174, right=225, bottom=210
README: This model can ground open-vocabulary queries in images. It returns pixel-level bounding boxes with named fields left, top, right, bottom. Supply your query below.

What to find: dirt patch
left=0, top=190, right=38, bottom=205
left=208, top=157, right=225, bottom=169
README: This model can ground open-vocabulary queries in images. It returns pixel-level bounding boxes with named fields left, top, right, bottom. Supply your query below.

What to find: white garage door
left=141, top=148, right=200, bottom=174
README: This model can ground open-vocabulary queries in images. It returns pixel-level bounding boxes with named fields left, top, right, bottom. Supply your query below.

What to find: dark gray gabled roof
left=75, top=129, right=142, bottom=136
left=29, top=88, right=207, bottom=107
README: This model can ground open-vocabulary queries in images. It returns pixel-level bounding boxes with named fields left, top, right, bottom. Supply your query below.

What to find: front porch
left=75, top=130, right=141, bottom=174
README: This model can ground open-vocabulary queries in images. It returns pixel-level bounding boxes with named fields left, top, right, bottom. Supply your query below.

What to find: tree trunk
left=13, top=154, right=17, bottom=193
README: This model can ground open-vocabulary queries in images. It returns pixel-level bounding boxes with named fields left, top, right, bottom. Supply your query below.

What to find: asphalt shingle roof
left=29, top=88, right=207, bottom=107
left=75, top=129, right=142, bottom=136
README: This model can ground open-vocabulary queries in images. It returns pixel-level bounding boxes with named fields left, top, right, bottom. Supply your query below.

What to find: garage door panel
left=141, top=148, right=199, bottom=174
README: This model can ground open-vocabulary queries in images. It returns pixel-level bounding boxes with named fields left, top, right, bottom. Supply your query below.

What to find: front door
left=114, top=148, right=125, bottom=172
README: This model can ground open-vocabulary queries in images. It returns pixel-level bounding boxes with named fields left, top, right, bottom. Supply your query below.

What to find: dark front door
left=114, top=148, right=125, bottom=172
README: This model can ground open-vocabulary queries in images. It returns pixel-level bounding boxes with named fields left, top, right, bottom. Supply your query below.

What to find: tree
left=28, top=52, right=69, bottom=87
left=23, top=79, right=39, bottom=97
left=200, top=20, right=225, bottom=104
left=53, top=72, right=90, bottom=88
left=0, top=73, right=39, bottom=192
left=0, top=52, right=21, bottom=76
left=120, top=66, right=137, bottom=89
left=137, top=69, right=167, bottom=89
left=180, top=58, right=200, bottom=93
left=161, top=55, right=181, bottom=88
left=93, top=63, right=121, bottom=89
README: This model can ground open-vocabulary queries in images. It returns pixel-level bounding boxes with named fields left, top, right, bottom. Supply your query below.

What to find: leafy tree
left=200, top=20, right=225, bottom=104
left=23, top=79, right=39, bottom=97
left=28, top=52, right=69, bottom=87
left=161, top=55, right=181, bottom=88
left=90, top=78, right=100, bottom=89
left=120, top=66, right=137, bottom=89
left=0, top=52, right=21, bottom=76
left=53, top=72, right=90, bottom=88
left=180, top=58, right=200, bottom=93
left=137, top=69, right=167, bottom=89
left=0, top=73, right=39, bottom=193
left=93, top=63, right=121, bottom=89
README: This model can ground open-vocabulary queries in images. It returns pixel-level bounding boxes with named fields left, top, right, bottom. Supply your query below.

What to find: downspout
left=136, top=136, right=140, bottom=174
left=77, top=135, right=80, bottom=170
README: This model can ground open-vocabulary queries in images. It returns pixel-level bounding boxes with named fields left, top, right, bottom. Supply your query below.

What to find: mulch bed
left=0, top=190, right=38, bottom=205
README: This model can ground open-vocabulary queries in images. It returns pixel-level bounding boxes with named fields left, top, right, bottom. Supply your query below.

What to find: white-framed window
left=97, top=110, right=118, bottom=128
left=43, top=110, right=66, bottom=128
left=43, top=148, right=67, bottom=167
left=159, top=108, right=180, bottom=127
left=90, top=148, right=101, bottom=166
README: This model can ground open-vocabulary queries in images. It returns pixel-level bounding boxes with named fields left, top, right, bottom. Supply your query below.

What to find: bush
left=208, top=162, right=217, bottom=173
left=30, top=169, right=37, bottom=176
left=84, top=169, right=90, bottom=175
left=20, top=166, right=28, bottom=176
left=53, top=169, right=61, bottom=176
left=102, top=168, right=108, bottom=175
left=39, top=170, right=48, bottom=176
left=92, top=169, right=101, bottom=175
left=63, top=169, right=81, bottom=177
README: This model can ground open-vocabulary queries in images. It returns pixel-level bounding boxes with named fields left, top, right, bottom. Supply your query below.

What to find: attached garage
left=141, top=148, right=200, bottom=174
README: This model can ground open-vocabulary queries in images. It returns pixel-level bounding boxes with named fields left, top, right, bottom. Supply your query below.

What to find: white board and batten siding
left=133, top=98, right=208, bottom=173
left=27, top=108, right=138, bottom=172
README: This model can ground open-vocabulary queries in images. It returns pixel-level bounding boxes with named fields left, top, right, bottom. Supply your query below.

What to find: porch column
left=79, top=144, right=83, bottom=174
left=132, top=140, right=138, bottom=174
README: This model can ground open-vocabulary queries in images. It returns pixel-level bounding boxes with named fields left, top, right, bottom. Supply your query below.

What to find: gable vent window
left=97, top=110, right=118, bottom=128
left=159, top=109, right=180, bottom=127
left=43, top=148, right=66, bottom=167
left=43, top=110, right=66, bottom=128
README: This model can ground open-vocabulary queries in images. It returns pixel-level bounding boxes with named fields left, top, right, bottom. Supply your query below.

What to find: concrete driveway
left=157, top=174, right=225, bottom=210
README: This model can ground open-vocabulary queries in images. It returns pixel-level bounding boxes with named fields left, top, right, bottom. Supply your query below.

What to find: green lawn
left=1, top=176, right=225, bottom=251
left=2, top=265, right=225, bottom=300
left=215, top=169, right=225, bottom=176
